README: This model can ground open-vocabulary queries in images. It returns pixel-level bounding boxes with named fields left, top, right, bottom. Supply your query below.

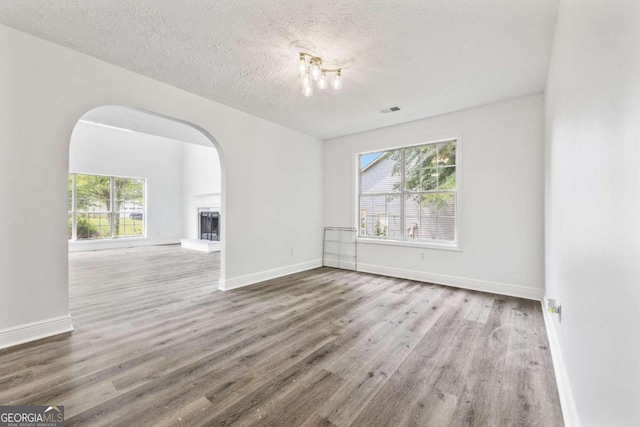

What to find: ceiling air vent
left=380, top=106, right=401, bottom=114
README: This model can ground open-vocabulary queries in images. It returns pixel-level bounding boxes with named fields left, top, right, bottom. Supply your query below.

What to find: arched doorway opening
left=67, top=106, right=226, bottom=324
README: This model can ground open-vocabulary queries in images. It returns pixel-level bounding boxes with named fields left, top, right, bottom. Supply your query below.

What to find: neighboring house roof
left=361, top=151, right=389, bottom=173
left=360, top=152, right=399, bottom=195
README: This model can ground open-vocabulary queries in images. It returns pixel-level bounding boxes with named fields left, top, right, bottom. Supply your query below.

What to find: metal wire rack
left=322, top=227, right=357, bottom=271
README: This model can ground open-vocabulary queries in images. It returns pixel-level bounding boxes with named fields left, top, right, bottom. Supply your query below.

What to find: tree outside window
left=68, top=173, right=145, bottom=240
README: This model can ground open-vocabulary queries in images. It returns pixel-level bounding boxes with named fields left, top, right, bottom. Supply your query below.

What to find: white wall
left=69, top=121, right=185, bottom=250
left=182, top=142, right=221, bottom=239
left=545, top=0, right=640, bottom=425
left=0, top=24, right=323, bottom=345
left=324, top=94, right=545, bottom=300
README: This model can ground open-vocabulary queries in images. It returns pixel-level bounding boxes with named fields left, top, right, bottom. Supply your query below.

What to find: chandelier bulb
left=332, top=70, right=342, bottom=90
left=301, top=72, right=312, bottom=89
left=298, top=54, right=307, bottom=76
left=310, top=60, right=321, bottom=81
left=302, top=85, right=313, bottom=97
left=318, top=71, right=328, bottom=90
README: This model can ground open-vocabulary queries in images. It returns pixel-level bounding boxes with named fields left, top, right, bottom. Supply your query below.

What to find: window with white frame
left=358, top=139, right=458, bottom=246
left=68, top=173, right=145, bottom=240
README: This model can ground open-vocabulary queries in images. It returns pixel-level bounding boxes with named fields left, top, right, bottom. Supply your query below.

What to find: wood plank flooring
left=0, top=245, right=564, bottom=426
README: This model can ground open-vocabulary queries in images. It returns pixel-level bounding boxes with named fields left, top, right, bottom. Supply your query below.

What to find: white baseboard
left=218, top=259, right=323, bottom=291
left=69, top=238, right=180, bottom=252
left=0, top=314, right=74, bottom=350
left=356, top=263, right=544, bottom=301
left=541, top=297, right=580, bottom=427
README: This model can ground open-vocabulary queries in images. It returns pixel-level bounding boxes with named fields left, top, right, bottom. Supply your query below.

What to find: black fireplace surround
left=199, top=211, right=220, bottom=241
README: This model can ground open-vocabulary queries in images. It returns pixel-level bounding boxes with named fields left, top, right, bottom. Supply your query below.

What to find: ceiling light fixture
left=297, top=52, right=342, bottom=97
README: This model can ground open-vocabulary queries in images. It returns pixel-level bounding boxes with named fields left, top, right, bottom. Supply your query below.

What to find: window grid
left=68, top=173, right=145, bottom=241
left=358, top=140, right=457, bottom=245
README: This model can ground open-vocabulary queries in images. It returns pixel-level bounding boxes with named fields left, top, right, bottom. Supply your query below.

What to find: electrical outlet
left=419, top=252, right=426, bottom=260
left=290, top=248, right=294, bottom=256
left=547, top=298, right=561, bottom=316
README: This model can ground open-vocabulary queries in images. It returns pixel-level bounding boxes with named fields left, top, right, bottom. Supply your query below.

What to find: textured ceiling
left=0, top=0, right=559, bottom=139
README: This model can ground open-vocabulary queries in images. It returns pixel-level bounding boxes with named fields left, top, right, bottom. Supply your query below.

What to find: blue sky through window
left=360, top=152, right=384, bottom=170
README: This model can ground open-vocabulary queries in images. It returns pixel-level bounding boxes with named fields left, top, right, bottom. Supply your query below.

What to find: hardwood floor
left=0, top=245, right=563, bottom=426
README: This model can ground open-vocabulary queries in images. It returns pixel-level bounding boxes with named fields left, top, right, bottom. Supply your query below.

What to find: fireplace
left=198, top=209, right=220, bottom=241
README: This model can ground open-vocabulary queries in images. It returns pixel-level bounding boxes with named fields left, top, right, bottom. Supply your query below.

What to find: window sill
left=356, top=238, right=462, bottom=252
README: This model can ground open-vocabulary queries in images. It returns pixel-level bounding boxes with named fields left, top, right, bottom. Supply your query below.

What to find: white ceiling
left=80, top=106, right=214, bottom=147
left=0, top=0, right=559, bottom=139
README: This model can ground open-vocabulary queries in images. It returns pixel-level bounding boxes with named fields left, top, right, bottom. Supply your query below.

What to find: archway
left=67, top=106, right=226, bottom=305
